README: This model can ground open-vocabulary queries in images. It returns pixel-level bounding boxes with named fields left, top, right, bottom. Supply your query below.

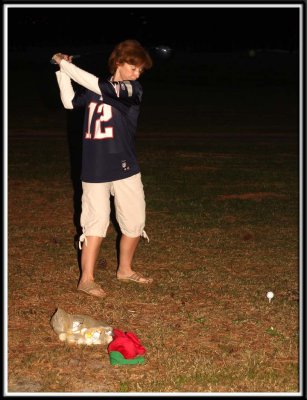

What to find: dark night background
left=6, top=4, right=302, bottom=139
left=7, top=6, right=299, bottom=53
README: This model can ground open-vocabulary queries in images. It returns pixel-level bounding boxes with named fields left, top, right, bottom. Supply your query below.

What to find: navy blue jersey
left=72, top=77, right=143, bottom=183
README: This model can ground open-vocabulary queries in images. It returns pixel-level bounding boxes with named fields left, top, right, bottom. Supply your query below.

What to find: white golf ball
left=267, top=291, right=274, bottom=300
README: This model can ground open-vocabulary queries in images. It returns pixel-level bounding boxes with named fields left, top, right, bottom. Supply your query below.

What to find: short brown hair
left=108, top=39, right=153, bottom=74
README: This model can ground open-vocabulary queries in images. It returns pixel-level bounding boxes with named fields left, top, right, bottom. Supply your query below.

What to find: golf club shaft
left=50, top=45, right=172, bottom=64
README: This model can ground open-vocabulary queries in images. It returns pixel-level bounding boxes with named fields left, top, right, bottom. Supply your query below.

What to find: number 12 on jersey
left=85, top=102, right=114, bottom=139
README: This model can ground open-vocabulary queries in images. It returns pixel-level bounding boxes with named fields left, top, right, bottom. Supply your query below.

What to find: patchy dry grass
left=7, top=133, right=300, bottom=394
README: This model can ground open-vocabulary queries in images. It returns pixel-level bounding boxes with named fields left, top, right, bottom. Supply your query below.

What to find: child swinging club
left=52, top=39, right=153, bottom=298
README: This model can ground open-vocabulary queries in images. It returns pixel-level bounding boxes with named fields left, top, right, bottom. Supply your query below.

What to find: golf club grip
left=50, top=54, right=81, bottom=64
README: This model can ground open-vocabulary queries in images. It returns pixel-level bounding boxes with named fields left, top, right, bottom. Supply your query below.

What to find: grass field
left=6, top=48, right=301, bottom=394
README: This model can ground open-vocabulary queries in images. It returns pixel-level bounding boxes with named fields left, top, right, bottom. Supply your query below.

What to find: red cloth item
left=108, top=329, right=146, bottom=359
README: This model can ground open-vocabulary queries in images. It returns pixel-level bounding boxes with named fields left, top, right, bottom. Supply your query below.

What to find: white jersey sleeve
left=55, top=70, right=75, bottom=109
left=59, top=59, right=100, bottom=95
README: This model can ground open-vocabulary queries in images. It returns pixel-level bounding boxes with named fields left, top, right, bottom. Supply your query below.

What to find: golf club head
left=152, top=45, right=173, bottom=59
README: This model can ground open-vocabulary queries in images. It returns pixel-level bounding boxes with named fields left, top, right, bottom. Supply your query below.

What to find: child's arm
left=55, top=58, right=101, bottom=95
left=55, top=70, right=75, bottom=109
left=52, top=53, right=142, bottom=113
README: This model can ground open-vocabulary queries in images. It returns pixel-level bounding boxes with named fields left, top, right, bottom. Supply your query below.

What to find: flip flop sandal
left=77, top=281, right=106, bottom=298
left=117, top=272, right=153, bottom=284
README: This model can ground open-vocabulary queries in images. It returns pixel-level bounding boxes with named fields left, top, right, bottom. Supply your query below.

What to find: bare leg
left=117, top=234, right=153, bottom=283
left=117, top=235, right=140, bottom=275
left=77, top=236, right=106, bottom=297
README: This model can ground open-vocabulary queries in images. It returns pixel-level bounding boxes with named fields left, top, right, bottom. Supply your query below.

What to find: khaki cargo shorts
left=79, top=173, right=147, bottom=248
